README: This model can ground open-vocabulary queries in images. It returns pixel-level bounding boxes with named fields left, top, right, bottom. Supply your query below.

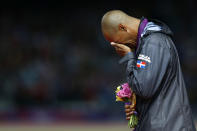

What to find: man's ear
left=118, top=24, right=127, bottom=32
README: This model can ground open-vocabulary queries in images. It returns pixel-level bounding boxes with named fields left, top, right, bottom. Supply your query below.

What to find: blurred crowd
left=0, top=0, right=197, bottom=123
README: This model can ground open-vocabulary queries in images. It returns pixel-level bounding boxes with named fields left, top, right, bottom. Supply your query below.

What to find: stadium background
left=0, top=0, right=196, bottom=130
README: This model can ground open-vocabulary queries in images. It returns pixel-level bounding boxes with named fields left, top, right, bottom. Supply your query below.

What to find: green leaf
left=128, top=114, right=138, bottom=128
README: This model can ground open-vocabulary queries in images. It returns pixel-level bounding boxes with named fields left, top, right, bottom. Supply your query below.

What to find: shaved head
left=101, top=10, right=140, bottom=46
left=101, top=10, right=128, bottom=38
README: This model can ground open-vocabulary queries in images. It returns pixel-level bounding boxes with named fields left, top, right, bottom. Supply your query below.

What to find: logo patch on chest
left=136, top=60, right=146, bottom=69
left=138, top=54, right=151, bottom=63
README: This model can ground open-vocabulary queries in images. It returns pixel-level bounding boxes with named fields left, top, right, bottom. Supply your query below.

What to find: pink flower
left=116, top=83, right=132, bottom=98
left=122, top=83, right=130, bottom=89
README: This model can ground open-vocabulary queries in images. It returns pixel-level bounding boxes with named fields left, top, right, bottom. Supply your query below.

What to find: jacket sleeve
left=119, top=35, right=171, bottom=99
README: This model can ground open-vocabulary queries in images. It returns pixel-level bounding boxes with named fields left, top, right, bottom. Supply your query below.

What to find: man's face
left=110, top=30, right=137, bottom=49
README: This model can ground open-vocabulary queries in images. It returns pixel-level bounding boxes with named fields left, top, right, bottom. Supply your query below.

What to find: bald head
left=101, top=10, right=128, bottom=37
left=101, top=10, right=140, bottom=45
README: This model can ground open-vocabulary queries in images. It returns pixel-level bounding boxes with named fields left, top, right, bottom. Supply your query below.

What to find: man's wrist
left=127, top=52, right=132, bottom=55
left=119, top=51, right=136, bottom=64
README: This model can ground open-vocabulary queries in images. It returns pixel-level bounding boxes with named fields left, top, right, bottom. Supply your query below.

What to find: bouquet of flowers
left=115, top=83, right=138, bottom=130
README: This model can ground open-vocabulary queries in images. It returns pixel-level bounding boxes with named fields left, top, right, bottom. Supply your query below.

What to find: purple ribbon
left=136, top=18, right=148, bottom=49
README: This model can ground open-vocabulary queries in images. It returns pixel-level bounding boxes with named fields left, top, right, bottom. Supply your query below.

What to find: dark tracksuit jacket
left=119, top=19, right=196, bottom=131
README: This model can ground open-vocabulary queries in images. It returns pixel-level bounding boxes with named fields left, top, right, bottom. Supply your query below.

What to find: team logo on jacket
left=136, top=60, right=146, bottom=69
left=138, top=54, right=151, bottom=63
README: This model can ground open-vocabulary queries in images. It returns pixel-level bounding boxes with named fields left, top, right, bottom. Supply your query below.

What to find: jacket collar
left=135, top=18, right=173, bottom=55
left=142, top=18, right=173, bottom=37
left=136, top=17, right=148, bottom=49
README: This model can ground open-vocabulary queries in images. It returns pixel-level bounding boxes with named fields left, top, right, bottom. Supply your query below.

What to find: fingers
left=125, top=108, right=131, bottom=113
left=111, top=42, right=119, bottom=49
left=125, top=104, right=134, bottom=120
left=125, top=104, right=130, bottom=109
left=125, top=105, right=133, bottom=113
left=111, top=42, right=118, bottom=46
left=111, top=42, right=131, bottom=57
left=126, top=112, right=133, bottom=116
left=125, top=108, right=134, bottom=114
left=126, top=111, right=134, bottom=120
left=110, top=42, right=116, bottom=45
left=111, top=42, right=125, bottom=48
left=126, top=117, right=130, bottom=120
left=125, top=104, right=135, bottom=110
left=111, top=42, right=119, bottom=51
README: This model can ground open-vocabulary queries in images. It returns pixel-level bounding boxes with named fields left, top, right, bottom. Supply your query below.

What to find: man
left=101, top=10, right=196, bottom=131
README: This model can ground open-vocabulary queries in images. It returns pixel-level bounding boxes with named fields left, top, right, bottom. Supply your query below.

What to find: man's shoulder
left=142, top=32, right=172, bottom=49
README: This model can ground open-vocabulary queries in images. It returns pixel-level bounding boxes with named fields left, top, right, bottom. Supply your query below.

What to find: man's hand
left=111, top=42, right=132, bottom=57
left=125, top=104, right=134, bottom=120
